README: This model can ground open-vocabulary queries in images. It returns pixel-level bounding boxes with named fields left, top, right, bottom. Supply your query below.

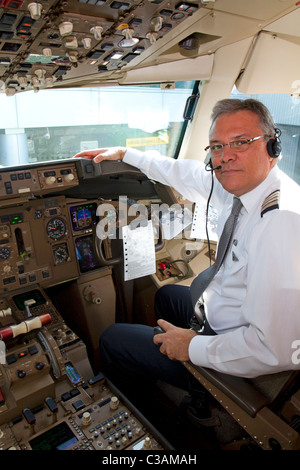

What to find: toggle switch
left=45, top=396, right=58, bottom=423
left=82, top=37, right=92, bottom=49
left=150, top=16, right=163, bottom=31
left=45, top=396, right=58, bottom=413
left=22, top=408, right=36, bottom=434
left=28, top=2, right=42, bottom=20
left=59, top=21, right=73, bottom=36
left=146, top=32, right=158, bottom=44
left=90, top=25, right=103, bottom=40
left=43, top=47, right=52, bottom=58
left=64, top=36, right=78, bottom=49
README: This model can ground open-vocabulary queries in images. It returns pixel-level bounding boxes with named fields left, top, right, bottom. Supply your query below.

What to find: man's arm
left=73, top=146, right=216, bottom=203
left=73, top=146, right=127, bottom=162
left=188, top=211, right=300, bottom=377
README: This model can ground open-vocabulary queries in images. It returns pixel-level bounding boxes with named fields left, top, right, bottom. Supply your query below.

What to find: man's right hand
left=73, top=146, right=127, bottom=163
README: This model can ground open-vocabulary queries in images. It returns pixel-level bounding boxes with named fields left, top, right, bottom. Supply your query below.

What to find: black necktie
left=190, top=197, right=243, bottom=312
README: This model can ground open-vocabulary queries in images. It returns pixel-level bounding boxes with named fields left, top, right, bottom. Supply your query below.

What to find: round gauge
left=46, top=218, right=67, bottom=240
left=53, top=244, right=69, bottom=264
left=0, top=247, right=10, bottom=260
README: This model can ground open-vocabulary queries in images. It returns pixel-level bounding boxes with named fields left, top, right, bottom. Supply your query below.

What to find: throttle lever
left=153, top=325, right=165, bottom=336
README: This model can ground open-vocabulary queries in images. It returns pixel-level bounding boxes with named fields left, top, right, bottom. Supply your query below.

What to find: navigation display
left=75, top=235, right=101, bottom=273
left=29, top=422, right=78, bottom=450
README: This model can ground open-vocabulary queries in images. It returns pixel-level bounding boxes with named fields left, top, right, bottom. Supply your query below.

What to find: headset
left=205, top=127, right=282, bottom=169
left=203, top=127, right=281, bottom=263
left=266, top=128, right=282, bottom=158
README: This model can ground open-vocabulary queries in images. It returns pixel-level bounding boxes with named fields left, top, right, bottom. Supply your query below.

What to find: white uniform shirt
left=124, top=148, right=300, bottom=377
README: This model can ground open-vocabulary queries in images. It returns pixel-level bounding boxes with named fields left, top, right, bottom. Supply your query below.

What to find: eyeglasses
left=205, top=135, right=265, bottom=158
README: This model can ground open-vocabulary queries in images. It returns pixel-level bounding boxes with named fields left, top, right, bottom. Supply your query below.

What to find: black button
left=72, top=399, right=85, bottom=411
left=28, top=344, right=38, bottom=355
left=6, top=353, right=17, bottom=364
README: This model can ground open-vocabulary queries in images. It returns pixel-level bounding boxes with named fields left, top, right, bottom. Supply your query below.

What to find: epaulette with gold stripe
left=261, top=189, right=280, bottom=217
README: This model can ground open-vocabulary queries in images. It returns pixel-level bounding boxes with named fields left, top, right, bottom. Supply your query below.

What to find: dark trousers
left=99, top=285, right=196, bottom=391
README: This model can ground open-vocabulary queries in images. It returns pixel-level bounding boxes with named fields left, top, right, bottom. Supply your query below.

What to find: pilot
left=73, top=99, right=300, bottom=396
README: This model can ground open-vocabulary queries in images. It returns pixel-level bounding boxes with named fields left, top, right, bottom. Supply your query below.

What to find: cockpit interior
left=0, top=0, right=299, bottom=452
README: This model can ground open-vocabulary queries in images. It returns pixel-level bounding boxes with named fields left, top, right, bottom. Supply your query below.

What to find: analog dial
left=46, top=218, right=67, bottom=240
left=53, top=244, right=69, bottom=264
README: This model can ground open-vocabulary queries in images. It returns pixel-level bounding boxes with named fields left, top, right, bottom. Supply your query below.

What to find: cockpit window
left=0, top=81, right=195, bottom=167
left=231, top=87, right=300, bottom=185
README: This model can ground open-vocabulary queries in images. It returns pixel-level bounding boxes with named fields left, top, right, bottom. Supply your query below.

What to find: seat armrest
left=188, top=363, right=270, bottom=417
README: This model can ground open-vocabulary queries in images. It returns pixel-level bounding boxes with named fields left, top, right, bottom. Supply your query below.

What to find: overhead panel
left=0, top=0, right=299, bottom=94
left=0, top=0, right=204, bottom=94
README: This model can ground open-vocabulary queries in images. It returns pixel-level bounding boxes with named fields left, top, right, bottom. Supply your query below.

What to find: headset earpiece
left=266, top=128, right=281, bottom=158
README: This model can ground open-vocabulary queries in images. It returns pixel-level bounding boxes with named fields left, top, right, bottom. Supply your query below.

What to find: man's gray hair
left=210, top=99, right=276, bottom=138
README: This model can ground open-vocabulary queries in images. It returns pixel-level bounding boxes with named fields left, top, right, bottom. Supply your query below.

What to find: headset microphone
left=205, top=160, right=222, bottom=171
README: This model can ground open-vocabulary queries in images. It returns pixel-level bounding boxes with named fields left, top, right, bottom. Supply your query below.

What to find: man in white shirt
left=74, top=99, right=300, bottom=389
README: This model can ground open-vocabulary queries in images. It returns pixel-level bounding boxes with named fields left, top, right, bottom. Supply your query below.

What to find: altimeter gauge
left=46, top=218, right=67, bottom=240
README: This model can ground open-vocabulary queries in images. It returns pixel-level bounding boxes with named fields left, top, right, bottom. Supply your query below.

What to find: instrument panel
left=0, top=286, right=171, bottom=450
left=0, top=194, right=117, bottom=293
left=0, top=160, right=118, bottom=294
left=0, top=156, right=171, bottom=449
left=0, top=157, right=161, bottom=295
left=0, top=161, right=79, bottom=199
left=0, top=194, right=78, bottom=293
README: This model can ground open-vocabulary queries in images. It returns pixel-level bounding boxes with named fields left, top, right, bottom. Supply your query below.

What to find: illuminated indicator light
left=133, top=47, right=144, bottom=54
left=117, top=23, right=129, bottom=30
left=3, top=0, right=23, bottom=8
left=111, top=52, right=123, bottom=59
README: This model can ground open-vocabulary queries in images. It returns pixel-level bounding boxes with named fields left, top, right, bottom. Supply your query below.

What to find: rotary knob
left=17, top=369, right=26, bottom=378
left=110, top=396, right=119, bottom=410
left=45, top=176, right=56, bottom=185
left=64, top=173, right=75, bottom=182
left=35, top=361, right=44, bottom=370
left=81, top=411, right=91, bottom=426
left=143, top=437, right=152, bottom=450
